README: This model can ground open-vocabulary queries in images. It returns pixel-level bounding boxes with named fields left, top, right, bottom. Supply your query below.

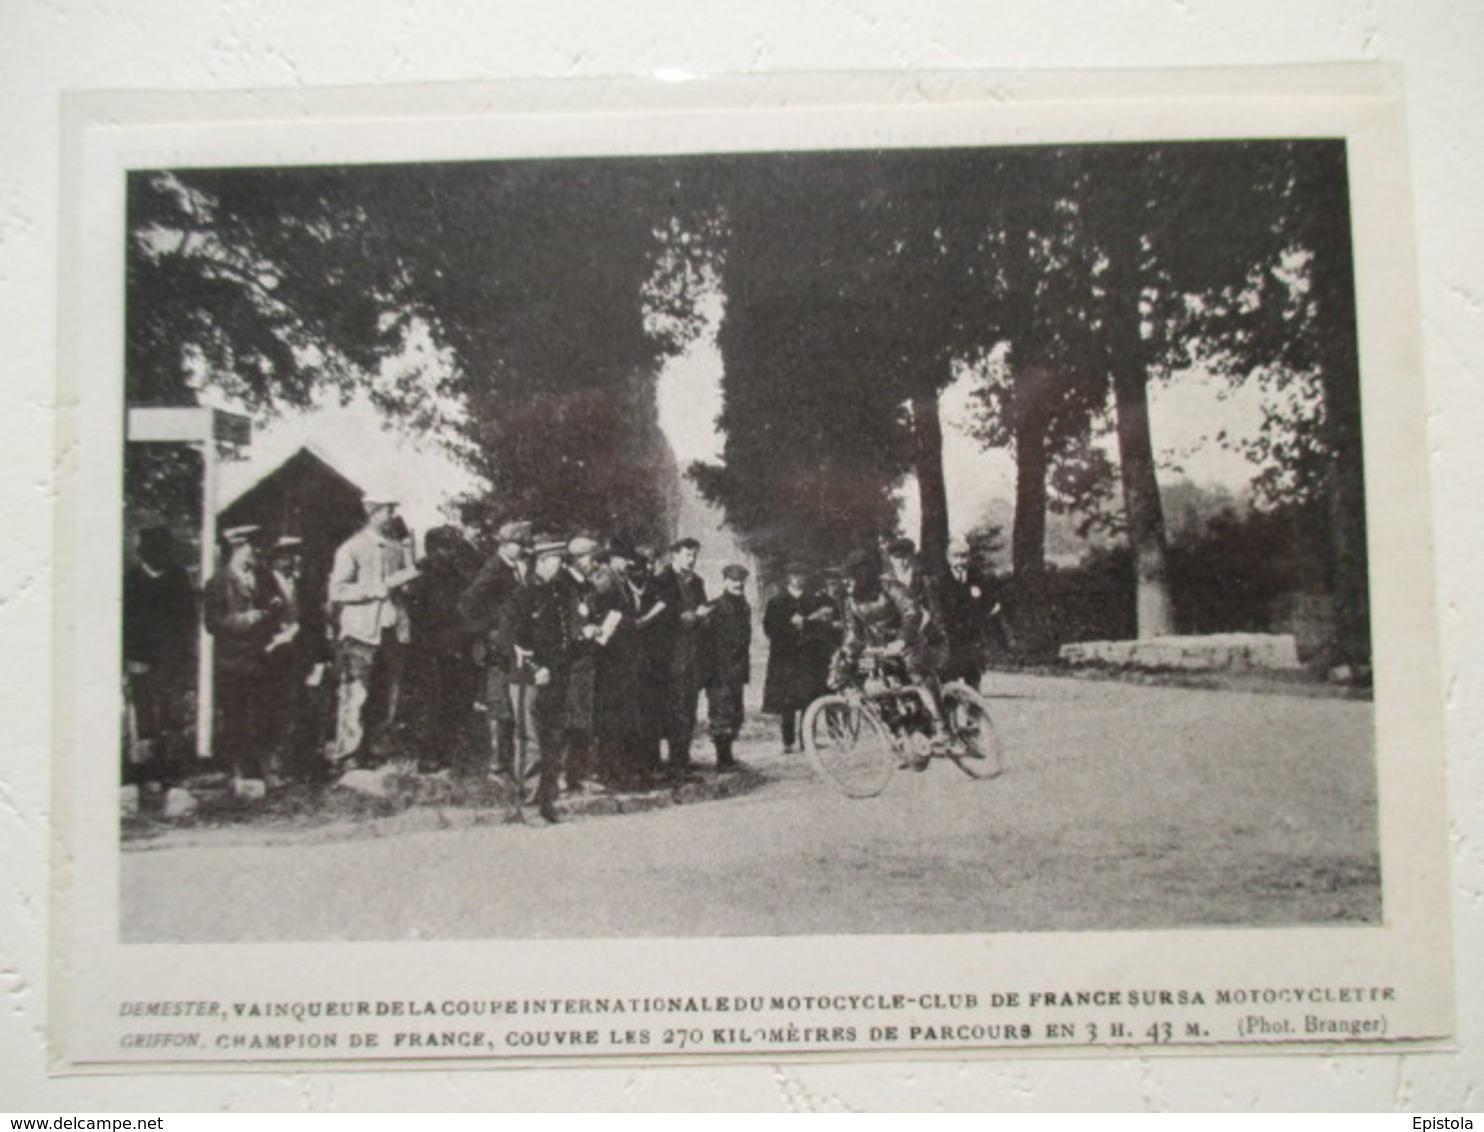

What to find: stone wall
left=1059, top=632, right=1304, bottom=671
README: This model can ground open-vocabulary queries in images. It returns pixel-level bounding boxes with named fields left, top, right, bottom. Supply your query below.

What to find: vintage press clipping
left=52, top=68, right=1453, bottom=1069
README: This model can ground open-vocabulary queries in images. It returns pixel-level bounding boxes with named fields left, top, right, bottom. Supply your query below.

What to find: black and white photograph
left=50, top=71, right=1452, bottom=1068
left=116, top=139, right=1381, bottom=940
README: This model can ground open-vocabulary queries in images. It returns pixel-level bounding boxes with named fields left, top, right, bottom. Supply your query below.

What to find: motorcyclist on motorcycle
left=830, top=547, right=951, bottom=750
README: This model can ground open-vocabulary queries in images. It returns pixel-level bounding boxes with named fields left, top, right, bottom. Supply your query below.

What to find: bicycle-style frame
left=802, top=651, right=1003, bottom=797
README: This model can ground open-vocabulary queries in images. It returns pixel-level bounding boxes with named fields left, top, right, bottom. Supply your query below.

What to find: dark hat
left=625, top=553, right=651, bottom=576
left=137, top=526, right=174, bottom=555
left=424, top=525, right=464, bottom=555
left=721, top=563, right=750, bottom=581
left=886, top=537, right=917, bottom=558
left=497, top=520, right=534, bottom=546
left=670, top=536, right=701, bottom=553
left=843, top=548, right=880, bottom=575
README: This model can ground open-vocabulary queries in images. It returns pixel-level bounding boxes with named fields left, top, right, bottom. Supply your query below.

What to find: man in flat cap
left=328, top=498, right=417, bottom=766
left=204, top=525, right=280, bottom=782
left=459, top=520, right=533, bottom=777
left=704, top=563, right=753, bottom=771
left=654, top=536, right=712, bottom=781
left=549, top=535, right=605, bottom=792
left=509, top=536, right=574, bottom=822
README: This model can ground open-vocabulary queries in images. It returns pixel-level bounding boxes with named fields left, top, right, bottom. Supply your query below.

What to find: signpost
left=126, top=407, right=252, bottom=758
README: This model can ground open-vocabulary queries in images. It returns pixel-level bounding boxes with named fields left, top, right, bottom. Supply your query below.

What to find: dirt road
left=121, top=672, right=1379, bottom=940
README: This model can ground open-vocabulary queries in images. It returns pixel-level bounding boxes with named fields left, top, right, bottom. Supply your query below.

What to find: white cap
left=221, top=524, right=261, bottom=545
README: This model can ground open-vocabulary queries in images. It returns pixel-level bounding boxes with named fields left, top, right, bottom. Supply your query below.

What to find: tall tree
left=860, top=157, right=997, bottom=573
left=354, top=158, right=710, bottom=544
left=698, top=149, right=1043, bottom=579
left=125, top=168, right=431, bottom=533
left=1077, top=139, right=1369, bottom=651
left=127, top=168, right=426, bottom=414
left=1300, top=145, right=1369, bottom=668
left=1165, top=140, right=1370, bottom=665
left=127, top=159, right=710, bottom=545
left=1070, top=145, right=1186, bottom=638
left=692, top=154, right=917, bottom=576
left=965, top=152, right=1117, bottom=586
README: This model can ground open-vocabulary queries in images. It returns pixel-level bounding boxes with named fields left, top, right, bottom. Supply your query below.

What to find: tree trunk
left=1010, top=363, right=1052, bottom=659
left=1011, top=364, right=1051, bottom=582
left=1318, top=322, right=1369, bottom=670
left=1108, top=297, right=1176, bottom=639
left=910, top=379, right=951, bottom=576
left=1308, top=146, right=1371, bottom=670
left=1095, top=186, right=1177, bottom=642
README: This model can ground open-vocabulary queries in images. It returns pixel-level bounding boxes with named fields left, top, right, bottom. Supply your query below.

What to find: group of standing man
left=454, top=523, right=754, bottom=822
left=194, top=497, right=760, bottom=823
left=127, top=495, right=1006, bottom=817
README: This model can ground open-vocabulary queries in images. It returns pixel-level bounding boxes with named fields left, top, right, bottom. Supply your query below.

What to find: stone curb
left=121, top=763, right=770, bottom=851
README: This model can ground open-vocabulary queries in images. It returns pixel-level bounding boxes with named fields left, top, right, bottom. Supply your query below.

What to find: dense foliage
left=124, top=140, right=1368, bottom=660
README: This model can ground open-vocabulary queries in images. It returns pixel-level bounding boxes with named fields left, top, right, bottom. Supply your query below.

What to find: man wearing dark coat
left=458, top=521, right=532, bottom=776
left=263, top=536, right=333, bottom=782
left=761, top=564, right=832, bottom=753
left=653, top=537, right=712, bottom=780
left=938, top=536, right=991, bottom=690
left=403, top=525, right=480, bottom=774
left=510, top=536, right=575, bottom=823
left=549, top=536, right=603, bottom=792
left=123, top=525, right=197, bottom=782
left=621, top=553, right=671, bottom=782
left=705, top=563, right=753, bottom=770
left=203, top=525, right=282, bottom=781
left=592, top=542, right=646, bottom=789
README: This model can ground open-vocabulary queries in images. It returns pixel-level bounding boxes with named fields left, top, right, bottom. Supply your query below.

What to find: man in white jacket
left=328, top=498, right=417, bottom=764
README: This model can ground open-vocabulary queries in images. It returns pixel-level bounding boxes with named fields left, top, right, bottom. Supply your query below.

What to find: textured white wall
left=3, top=0, right=1480, bottom=1111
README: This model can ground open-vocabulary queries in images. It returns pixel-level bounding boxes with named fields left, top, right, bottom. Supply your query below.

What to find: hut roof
left=218, top=443, right=363, bottom=521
